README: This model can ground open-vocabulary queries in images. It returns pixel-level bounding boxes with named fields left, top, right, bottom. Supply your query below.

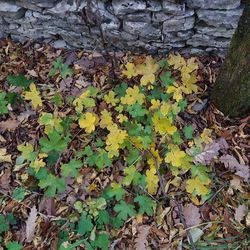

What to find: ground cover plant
left=0, top=40, right=249, bottom=249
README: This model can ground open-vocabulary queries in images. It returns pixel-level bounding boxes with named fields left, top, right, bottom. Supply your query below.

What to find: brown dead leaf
left=135, top=225, right=150, bottom=250
left=195, top=142, right=220, bottom=165
left=183, top=203, right=202, bottom=227
left=26, top=206, right=38, bottom=242
left=234, top=205, right=247, bottom=223
left=0, top=168, right=11, bottom=190
left=0, top=148, right=12, bottom=163
left=0, top=119, right=20, bottom=131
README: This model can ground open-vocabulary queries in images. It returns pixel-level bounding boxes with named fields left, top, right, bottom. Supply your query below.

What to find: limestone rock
left=162, top=1, right=185, bottom=14
left=123, top=21, right=161, bottom=39
left=146, top=0, right=162, bottom=11
left=0, top=1, right=26, bottom=19
left=197, top=8, right=243, bottom=29
left=186, top=0, right=241, bottom=10
left=163, top=16, right=195, bottom=32
left=112, top=0, right=146, bottom=15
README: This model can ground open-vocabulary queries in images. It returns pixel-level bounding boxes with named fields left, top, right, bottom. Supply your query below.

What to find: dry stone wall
left=0, top=0, right=244, bottom=54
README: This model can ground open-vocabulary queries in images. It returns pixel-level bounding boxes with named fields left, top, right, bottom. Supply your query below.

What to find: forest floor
left=0, top=39, right=250, bottom=250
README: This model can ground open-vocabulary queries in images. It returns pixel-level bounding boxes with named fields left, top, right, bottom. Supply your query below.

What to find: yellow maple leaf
left=117, top=114, right=128, bottom=123
left=136, top=56, right=159, bottom=86
left=149, top=99, right=161, bottom=111
left=17, top=143, right=34, bottom=160
left=120, top=86, right=145, bottom=105
left=79, top=112, right=99, bottom=133
left=24, top=83, right=42, bottom=109
left=168, top=53, right=186, bottom=70
left=30, top=153, right=47, bottom=173
left=152, top=112, right=177, bottom=135
left=165, top=145, right=187, bottom=167
left=200, top=128, right=213, bottom=144
left=104, top=90, right=119, bottom=106
left=167, top=83, right=183, bottom=102
left=122, top=62, right=138, bottom=79
left=160, top=102, right=171, bottom=116
left=145, top=167, right=159, bottom=195
left=99, top=110, right=113, bottom=129
left=186, top=176, right=211, bottom=196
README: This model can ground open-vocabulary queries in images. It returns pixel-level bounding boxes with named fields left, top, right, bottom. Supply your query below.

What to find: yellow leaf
left=24, top=83, right=42, bottom=109
left=99, top=110, right=113, bottom=129
left=0, top=148, right=12, bottom=163
left=136, top=56, right=159, bottom=87
left=186, top=176, right=211, bottom=196
left=117, top=114, right=128, bottom=123
left=200, top=129, right=213, bottom=144
left=167, top=83, right=183, bottom=102
left=160, top=102, right=171, bottom=116
left=120, top=86, right=145, bottom=105
left=149, top=99, right=161, bottom=111
left=104, top=90, right=119, bottom=106
left=152, top=112, right=177, bottom=135
left=168, top=53, right=186, bottom=70
left=79, top=112, right=99, bottom=133
left=17, top=143, right=34, bottom=159
left=165, top=145, right=187, bottom=167
left=145, top=167, right=158, bottom=195
left=122, top=62, right=138, bottom=79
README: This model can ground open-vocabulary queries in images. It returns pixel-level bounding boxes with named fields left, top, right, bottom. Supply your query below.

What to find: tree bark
left=211, top=2, right=250, bottom=117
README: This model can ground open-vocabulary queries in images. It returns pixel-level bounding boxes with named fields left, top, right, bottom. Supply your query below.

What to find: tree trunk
left=211, top=2, right=250, bottom=117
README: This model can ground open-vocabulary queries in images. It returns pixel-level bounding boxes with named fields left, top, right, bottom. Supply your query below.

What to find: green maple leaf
left=12, top=187, right=26, bottom=201
left=172, top=131, right=183, bottom=145
left=107, top=184, right=126, bottom=201
left=6, top=241, right=23, bottom=250
left=39, top=131, right=70, bottom=153
left=183, top=125, right=194, bottom=140
left=38, top=174, right=65, bottom=197
left=160, top=71, right=174, bottom=87
left=191, top=164, right=210, bottom=183
left=61, top=159, right=82, bottom=177
left=134, top=195, right=156, bottom=216
left=126, top=147, right=140, bottom=165
left=61, top=63, right=73, bottom=79
left=95, top=233, right=109, bottom=250
left=95, top=149, right=112, bottom=169
left=114, top=200, right=136, bottom=221
left=77, top=213, right=93, bottom=235
left=114, top=82, right=128, bottom=98
left=127, top=103, right=148, bottom=118
left=0, top=92, right=9, bottom=115
left=7, top=74, right=33, bottom=88
left=122, top=165, right=142, bottom=186
left=0, top=215, right=9, bottom=233
left=97, top=210, right=110, bottom=229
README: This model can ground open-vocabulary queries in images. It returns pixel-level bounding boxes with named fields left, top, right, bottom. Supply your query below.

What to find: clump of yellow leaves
left=24, top=83, right=43, bottom=109
left=105, top=124, right=128, bottom=158
left=120, top=86, right=145, bottom=105
left=152, top=112, right=177, bottom=135
left=79, top=112, right=99, bottom=134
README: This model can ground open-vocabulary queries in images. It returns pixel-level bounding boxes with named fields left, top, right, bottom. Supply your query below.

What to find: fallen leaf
left=135, top=225, right=150, bottom=250
left=0, top=119, right=20, bottom=131
left=234, top=204, right=247, bottom=223
left=0, top=168, right=11, bottom=190
left=183, top=203, right=202, bottom=227
left=0, top=148, right=12, bottom=163
left=26, top=206, right=38, bottom=242
left=195, top=142, right=220, bottom=165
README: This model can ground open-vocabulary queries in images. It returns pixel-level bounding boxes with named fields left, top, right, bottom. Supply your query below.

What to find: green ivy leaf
left=134, top=195, right=156, bottom=216
left=7, top=74, right=33, bottom=88
left=114, top=200, right=136, bottom=221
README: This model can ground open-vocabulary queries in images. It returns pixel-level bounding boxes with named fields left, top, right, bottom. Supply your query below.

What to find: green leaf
left=61, top=64, right=73, bottom=79
left=95, top=149, right=112, bottom=169
left=52, top=93, right=64, bottom=107
left=95, top=233, right=109, bottom=250
left=126, top=147, right=140, bottom=165
left=172, top=131, right=183, bottom=145
left=77, top=213, right=93, bottom=235
left=6, top=213, right=17, bottom=225
left=106, top=184, right=126, bottom=201
left=61, top=159, right=82, bottom=177
left=7, top=74, right=33, bottom=88
left=134, top=195, right=156, bottom=216
left=38, top=174, right=65, bottom=197
left=12, top=187, right=26, bottom=201
left=183, top=125, right=194, bottom=140
left=191, top=164, right=210, bottom=183
left=97, top=210, right=110, bottom=229
left=127, top=103, right=148, bottom=118
left=160, top=71, right=174, bottom=87
left=114, top=200, right=136, bottom=221
left=39, top=131, right=70, bottom=153
left=122, top=165, right=142, bottom=186
left=0, top=215, right=9, bottom=234
left=6, top=241, right=23, bottom=250
left=111, top=216, right=123, bottom=229
left=114, top=82, right=128, bottom=98
left=0, top=92, right=9, bottom=115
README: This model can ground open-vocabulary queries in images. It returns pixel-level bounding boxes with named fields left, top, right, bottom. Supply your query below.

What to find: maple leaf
left=38, top=112, right=63, bottom=135
left=160, top=102, right=171, bottom=116
left=114, top=200, right=136, bottom=221
left=24, top=83, right=42, bottom=109
left=149, top=99, right=161, bottom=111
left=117, top=114, right=128, bottom=123
left=168, top=53, right=186, bottom=70
left=134, top=195, right=156, bottom=216
left=99, top=110, right=113, bottom=129
left=165, top=145, right=187, bottom=167
left=122, top=62, right=138, bottom=79
left=61, top=159, right=82, bottom=177
left=186, top=176, right=211, bottom=196
left=77, top=213, right=93, bottom=235
left=79, top=112, right=99, bottom=134
left=123, top=165, right=142, bottom=186
left=104, top=90, right=119, bottom=106
left=30, top=154, right=47, bottom=173
left=145, top=167, right=158, bottom=195
left=0, top=92, right=9, bottom=114
left=120, top=86, right=145, bottom=106
left=136, top=56, right=159, bottom=86
left=152, top=112, right=177, bottom=135
left=107, top=182, right=126, bottom=201
left=167, top=83, right=183, bottom=102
